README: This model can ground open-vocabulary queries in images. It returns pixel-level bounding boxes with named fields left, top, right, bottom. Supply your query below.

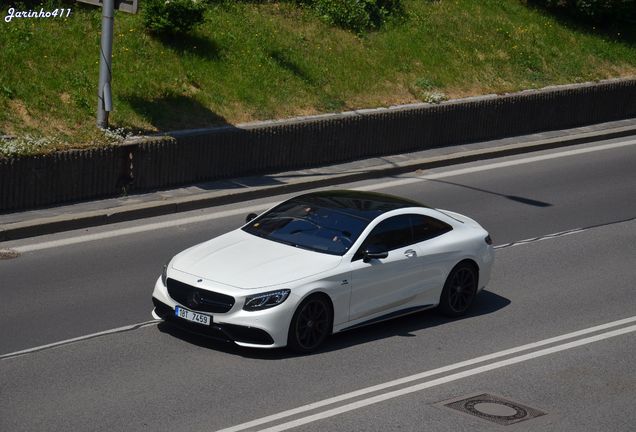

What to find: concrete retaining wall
left=1, top=78, right=635, bottom=212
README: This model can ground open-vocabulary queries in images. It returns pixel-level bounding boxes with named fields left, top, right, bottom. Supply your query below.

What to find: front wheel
left=288, top=295, right=332, bottom=353
left=438, top=262, right=478, bottom=317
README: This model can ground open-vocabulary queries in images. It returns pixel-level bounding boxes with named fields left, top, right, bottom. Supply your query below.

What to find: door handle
left=404, top=249, right=417, bottom=258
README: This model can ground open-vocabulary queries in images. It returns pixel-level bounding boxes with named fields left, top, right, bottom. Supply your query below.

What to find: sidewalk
left=1, top=118, right=635, bottom=241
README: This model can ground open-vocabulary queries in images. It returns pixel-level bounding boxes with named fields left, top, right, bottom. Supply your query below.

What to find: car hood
left=172, top=229, right=342, bottom=289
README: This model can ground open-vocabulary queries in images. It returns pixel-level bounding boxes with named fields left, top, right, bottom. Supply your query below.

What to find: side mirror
left=245, top=213, right=258, bottom=223
left=363, top=244, right=388, bottom=263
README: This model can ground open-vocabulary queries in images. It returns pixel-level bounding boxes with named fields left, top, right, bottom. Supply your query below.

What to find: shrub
left=300, top=0, right=403, bottom=33
left=143, top=0, right=207, bottom=35
left=527, top=0, right=636, bottom=23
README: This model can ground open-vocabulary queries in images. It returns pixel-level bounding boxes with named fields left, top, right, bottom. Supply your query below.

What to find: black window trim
left=352, top=213, right=453, bottom=261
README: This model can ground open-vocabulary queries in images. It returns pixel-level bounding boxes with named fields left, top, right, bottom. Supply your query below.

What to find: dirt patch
left=445, top=83, right=500, bottom=99
left=346, top=79, right=421, bottom=109
left=47, top=117, right=74, bottom=136
left=5, top=99, right=77, bottom=138
left=495, top=50, right=510, bottom=61
left=184, top=84, right=201, bottom=95
left=9, top=100, right=38, bottom=129
left=282, top=106, right=322, bottom=118
left=599, top=64, right=636, bottom=78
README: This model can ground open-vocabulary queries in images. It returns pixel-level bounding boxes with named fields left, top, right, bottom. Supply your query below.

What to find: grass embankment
left=0, top=0, right=635, bottom=157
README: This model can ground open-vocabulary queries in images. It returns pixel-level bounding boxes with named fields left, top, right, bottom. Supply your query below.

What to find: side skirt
left=337, top=304, right=435, bottom=333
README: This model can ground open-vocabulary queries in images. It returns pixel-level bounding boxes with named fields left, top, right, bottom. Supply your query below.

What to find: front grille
left=166, top=278, right=235, bottom=313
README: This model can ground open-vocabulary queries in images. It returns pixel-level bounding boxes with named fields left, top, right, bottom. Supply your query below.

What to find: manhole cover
left=441, top=393, right=545, bottom=426
left=0, top=249, right=20, bottom=260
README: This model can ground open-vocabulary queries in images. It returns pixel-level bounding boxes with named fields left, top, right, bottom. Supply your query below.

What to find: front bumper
left=151, top=277, right=296, bottom=348
left=478, top=245, right=495, bottom=292
left=152, top=297, right=275, bottom=346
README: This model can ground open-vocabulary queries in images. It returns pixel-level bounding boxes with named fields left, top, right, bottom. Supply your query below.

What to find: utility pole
left=96, top=0, right=115, bottom=129
left=76, top=0, right=138, bottom=129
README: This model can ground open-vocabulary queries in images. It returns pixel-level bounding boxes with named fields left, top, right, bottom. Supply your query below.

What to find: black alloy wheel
left=439, top=262, right=478, bottom=317
left=288, top=295, right=332, bottom=353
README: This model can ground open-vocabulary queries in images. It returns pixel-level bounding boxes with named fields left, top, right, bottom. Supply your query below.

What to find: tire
left=438, top=262, right=478, bottom=317
left=287, top=295, right=333, bottom=353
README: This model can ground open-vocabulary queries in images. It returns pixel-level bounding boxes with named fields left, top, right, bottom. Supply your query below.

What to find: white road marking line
left=0, top=320, right=160, bottom=360
left=215, top=316, right=636, bottom=432
left=9, top=204, right=274, bottom=253
left=353, top=138, right=636, bottom=192
left=494, top=228, right=585, bottom=249
left=253, top=324, right=636, bottom=432
left=6, top=138, right=636, bottom=253
left=493, top=216, right=636, bottom=249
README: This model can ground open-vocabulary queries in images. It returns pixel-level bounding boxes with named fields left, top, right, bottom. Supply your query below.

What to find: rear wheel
left=288, top=295, right=332, bottom=353
left=438, top=262, right=478, bottom=317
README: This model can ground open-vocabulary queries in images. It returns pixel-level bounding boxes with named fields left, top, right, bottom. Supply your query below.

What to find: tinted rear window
left=411, top=215, right=453, bottom=242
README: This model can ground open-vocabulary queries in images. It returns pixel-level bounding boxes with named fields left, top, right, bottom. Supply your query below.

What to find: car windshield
left=242, top=199, right=371, bottom=255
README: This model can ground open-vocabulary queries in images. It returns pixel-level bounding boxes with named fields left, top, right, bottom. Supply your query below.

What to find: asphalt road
left=1, top=137, right=635, bottom=431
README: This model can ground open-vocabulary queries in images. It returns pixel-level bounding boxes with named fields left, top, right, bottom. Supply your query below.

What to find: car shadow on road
left=425, top=179, right=552, bottom=207
left=156, top=289, right=510, bottom=359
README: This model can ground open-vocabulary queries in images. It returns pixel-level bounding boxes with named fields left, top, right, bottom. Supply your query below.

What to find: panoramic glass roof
left=242, top=191, right=428, bottom=255
left=292, top=190, right=428, bottom=221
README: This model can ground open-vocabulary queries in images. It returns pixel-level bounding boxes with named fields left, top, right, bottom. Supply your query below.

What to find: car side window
left=411, top=214, right=452, bottom=242
left=353, top=215, right=414, bottom=260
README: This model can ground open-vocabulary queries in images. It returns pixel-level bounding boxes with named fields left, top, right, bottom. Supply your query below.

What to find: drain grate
left=441, top=393, right=545, bottom=426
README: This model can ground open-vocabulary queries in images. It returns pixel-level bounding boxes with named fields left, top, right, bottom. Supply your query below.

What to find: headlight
left=243, top=289, right=291, bottom=311
left=161, top=262, right=169, bottom=286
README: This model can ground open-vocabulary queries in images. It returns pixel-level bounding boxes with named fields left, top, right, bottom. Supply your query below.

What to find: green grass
left=1, top=0, right=635, bottom=156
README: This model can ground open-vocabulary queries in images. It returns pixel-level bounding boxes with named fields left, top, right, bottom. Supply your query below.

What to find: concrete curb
left=2, top=123, right=634, bottom=242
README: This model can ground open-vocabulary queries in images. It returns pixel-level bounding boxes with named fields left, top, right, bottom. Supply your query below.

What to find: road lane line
left=494, top=228, right=584, bottom=249
left=0, top=320, right=159, bottom=360
left=493, top=216, right=636, bottom=249
left=215, top=315, right=636, bottom=432
left=5, top=138, right=636, bottom=253
left=8, top=203, right=275, bottom=253
left=354, top=138, right=636, bottom=192
left=252, top=324, right=636, bottom=432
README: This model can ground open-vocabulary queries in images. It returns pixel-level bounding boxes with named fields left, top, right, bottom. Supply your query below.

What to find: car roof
left=290, top=190, right=429, bottom=221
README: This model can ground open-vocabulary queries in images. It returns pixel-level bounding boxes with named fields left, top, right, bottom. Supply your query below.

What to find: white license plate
left=175, top=306, right=211, bottom=326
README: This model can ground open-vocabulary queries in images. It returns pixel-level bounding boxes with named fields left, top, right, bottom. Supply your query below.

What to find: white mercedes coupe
left=152, top=190, right=494, bottom=352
